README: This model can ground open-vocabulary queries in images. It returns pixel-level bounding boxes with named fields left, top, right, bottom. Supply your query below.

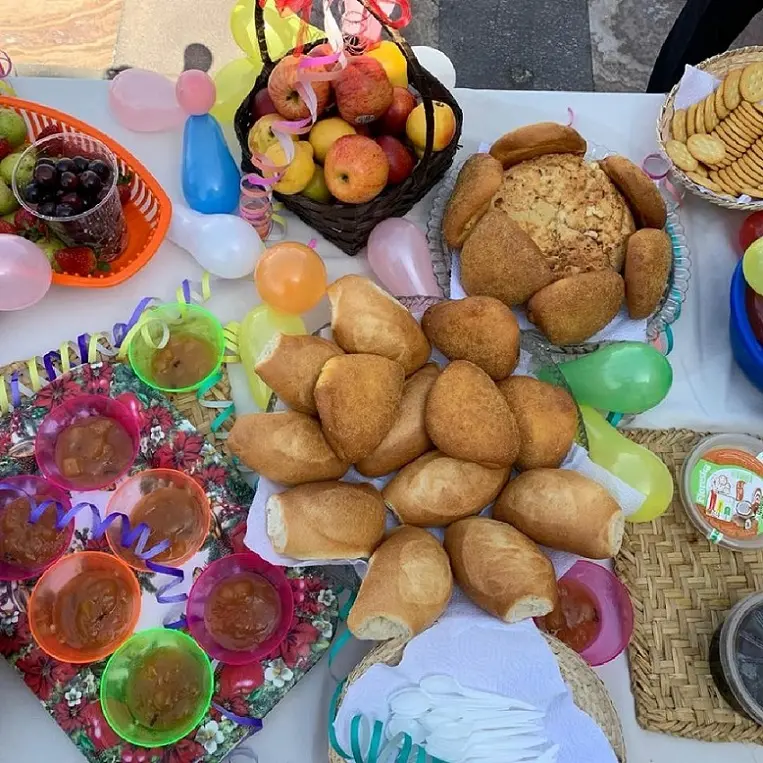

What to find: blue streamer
left=211, top=702, right=264, bottom=730
left=10, top=372, right=20, bottom=407
left=77, top=334, right=88, bottom=365
left=42, top=350, right=59, bottom=381
left=113, top=296, right=156, bottom=348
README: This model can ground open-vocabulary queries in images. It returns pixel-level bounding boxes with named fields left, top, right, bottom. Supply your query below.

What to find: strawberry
left=0, top=220, right=17, bottom=235
left=54, top=246, right=97, bottom=277
left=0, top=138, right=11, bottom=161
left=35, top=124, right=65, bottom=154
left=117, top=172, right=133, bottom=205
left=13, top=208, right=46, bottom=241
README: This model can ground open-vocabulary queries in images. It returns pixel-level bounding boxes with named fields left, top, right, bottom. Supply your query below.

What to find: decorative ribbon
left=212, top=702, right=265, bottom=730
left=0, top=50, right=12, bottom=79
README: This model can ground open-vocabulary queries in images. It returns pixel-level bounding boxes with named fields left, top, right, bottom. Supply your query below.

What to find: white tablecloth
left=2, top=77, right=763, bottom=763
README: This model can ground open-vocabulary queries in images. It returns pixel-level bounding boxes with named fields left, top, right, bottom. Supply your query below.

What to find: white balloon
left=411, top=46, right=457, bottom=90
left=168, top=204, right=263, bottom=279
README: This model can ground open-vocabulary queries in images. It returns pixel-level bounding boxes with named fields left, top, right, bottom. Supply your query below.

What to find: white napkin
left=674, top=64, right=721, bottom=110
left=334, top=604, right=617, bottom=763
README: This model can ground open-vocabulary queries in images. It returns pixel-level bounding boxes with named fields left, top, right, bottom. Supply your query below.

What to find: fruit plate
left=0, top=96, right=171, bottom=288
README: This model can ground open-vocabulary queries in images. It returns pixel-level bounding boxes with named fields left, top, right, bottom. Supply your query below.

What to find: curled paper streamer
left=0, top=51, right=13, bottom=78
left=212, top=701, right=264, bottom=729
left=565, top=107, right=574, bottom=127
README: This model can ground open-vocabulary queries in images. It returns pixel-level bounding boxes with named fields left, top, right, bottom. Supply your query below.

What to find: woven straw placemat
left=618, top=428, right=763, bottom=743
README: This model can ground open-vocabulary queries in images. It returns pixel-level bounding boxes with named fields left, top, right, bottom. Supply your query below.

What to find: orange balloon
left=254, top=241, right=327, bottom=314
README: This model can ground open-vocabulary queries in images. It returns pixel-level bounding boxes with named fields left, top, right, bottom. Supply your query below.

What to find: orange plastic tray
left=0, top=96, right=172, bottom=288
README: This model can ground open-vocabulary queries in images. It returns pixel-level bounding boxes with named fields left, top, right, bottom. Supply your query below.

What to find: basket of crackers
left=658, top=46, right=763, bottom=208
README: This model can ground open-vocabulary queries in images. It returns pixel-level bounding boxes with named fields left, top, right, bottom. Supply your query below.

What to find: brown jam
left=0, top=497, right=68, bottom=568
left=538, top=578, right=600, bottom=653
left=204, top=572, right=281, bottom=651
left=54, top=416, right=134, bottom=487
left=150, top=334, right=218, bottom=390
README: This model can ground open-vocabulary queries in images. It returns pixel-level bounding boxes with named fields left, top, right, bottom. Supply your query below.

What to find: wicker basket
left=657, top=45, right=763, bottom=211
left=233, top=0, right=463, bottom=255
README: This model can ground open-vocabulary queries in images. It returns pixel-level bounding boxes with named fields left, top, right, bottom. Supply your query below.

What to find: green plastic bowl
left=100, top=628, right=214, bottom=748
left=127, top=303, right=225, bottom=394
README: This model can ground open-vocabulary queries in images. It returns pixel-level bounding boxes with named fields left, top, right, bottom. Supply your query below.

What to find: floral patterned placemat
left=0, top=362, right=354, bottom=763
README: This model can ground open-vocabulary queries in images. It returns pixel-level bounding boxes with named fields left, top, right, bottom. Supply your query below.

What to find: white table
left=2, top=78, right=763, bottom=763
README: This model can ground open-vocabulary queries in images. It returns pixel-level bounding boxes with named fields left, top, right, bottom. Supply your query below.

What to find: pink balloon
left=367, top=218, right=442, bottom=297
left=109, top=69, right=185, bottom=132
left=176, top=70, right=217, bottom=116
left=0, top=235, right=52, bottom=311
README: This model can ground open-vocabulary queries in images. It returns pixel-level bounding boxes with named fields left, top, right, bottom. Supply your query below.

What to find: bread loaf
left=489, top=123, right=586, bottom=169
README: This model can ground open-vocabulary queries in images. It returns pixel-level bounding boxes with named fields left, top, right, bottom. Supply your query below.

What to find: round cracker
left=687, top=133, right=726, bottom=164
left=740, top=101, right=763, bottom=125
left=695, top=102, right=707, bottom=134
left=716, top=123, right=750, bottom=152
left=725, top=113, right=759, bottom=142
left=704, top=94, right=719, bottom=132
left=687, top=103, right=698, bottom=137
left=740, top=186, right=763, bottom=199
left=715, top=84, right=729, bottom=119
left=665, top=139, right=699, bottom=172
left=687, top=171, right=722, bottom=193
left=728, top=162, right=760, bottom=189
left=738, top=155, right=763, bottom=182
left=724, top=69, right=743, bottom=111
left=693, top=164, right=709, bottom=177
left=740, top=62, right=763, bottom=102
left=731, top=108, right=763, bottom=137
left=671, top=109, right=688, bottom=142
left=718, top=168, right=742, bottom=194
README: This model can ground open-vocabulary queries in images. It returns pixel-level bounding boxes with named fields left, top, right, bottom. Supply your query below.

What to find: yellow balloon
left=238, top=304, right=306, bottom=409
left=211, top=57, right=261, bottom=124
left=581, top=405, right=674, bottom=523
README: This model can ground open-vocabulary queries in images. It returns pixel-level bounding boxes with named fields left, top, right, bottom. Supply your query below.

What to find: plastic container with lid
left=680, top=433, right=763, bottom=551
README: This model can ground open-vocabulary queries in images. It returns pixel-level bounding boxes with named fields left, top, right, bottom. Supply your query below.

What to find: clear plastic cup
left=11, top=132, right=128, bottom=261
left=100, top=628, right=213, bottom=748
left=186, top=552, right=294, bottom=665
left=105, top=469, right=210, bottom=571
left=34, top=394, right=141, bottom=492
left=28, top=551, right=141, bottom=663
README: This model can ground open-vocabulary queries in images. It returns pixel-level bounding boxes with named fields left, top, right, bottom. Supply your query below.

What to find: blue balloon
left=181, top=114, right=240, bottom=214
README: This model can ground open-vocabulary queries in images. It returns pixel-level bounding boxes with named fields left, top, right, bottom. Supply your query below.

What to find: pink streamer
left=0, top=51, right=12, bottom=79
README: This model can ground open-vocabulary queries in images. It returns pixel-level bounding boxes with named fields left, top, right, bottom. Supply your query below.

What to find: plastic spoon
left=420, top=676, right=538, bottom=711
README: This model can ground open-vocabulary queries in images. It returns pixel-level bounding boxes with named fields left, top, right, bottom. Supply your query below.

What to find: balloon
left=210, top=58, right=260, bottom=125
left=239, top=304, right=306, bottom=408
left=255, top=241, right=327, bottom=314
left=0, top=234, right=52, bottom=311
left=740, top=211, right=763, bottom=255
left=367, top=218, right=442, bottom=297
left=581, top=405, right=674, bottom=523
left=744, top=238, right=763, bottom=295
left=168, top=204, right=263, bottom=278
left=411, top=46, right=457, bottom=90
left=0, top=80, right=16, bottom=96
left=108, top=69, right=184, bottom=132
left=176, top=70, right=217, bottom=116
left=540, top=342, right=673, bottom=414
left=746, top=286, right=763, bottom=346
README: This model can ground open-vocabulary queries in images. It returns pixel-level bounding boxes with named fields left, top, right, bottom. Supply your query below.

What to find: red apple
left=379, top=87, right=416, bottom=135
left=251, top=88, right=278, bottom=120
left=375, top=135, right=415, bottom=184
left=324, top=134, right=389, bottom=203
left=333, top=56, right=393, bottom=126
left=268, top=55, right=330, bottom=120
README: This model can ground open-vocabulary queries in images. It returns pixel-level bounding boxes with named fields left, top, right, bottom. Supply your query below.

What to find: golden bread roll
left=526, top=270, right=624, bottom=345
left=315, top=353, right=405, bottom=462
left=460, top=209, right=554, bottom=306
left=489, top=122, right=586, bottom=169
left=255, top=333, right=344, bottom=414
left=443, top=154, right=504, bottom=247
left=600, top=155, right=668, bottom=230
left=356, top=364, right=439, bottom=478
left=624, top=228, right=672, bottom=320
left=444, top=517, right=557, bottom=622
left=266, top=481, right=386, bottom=559
left=497, top=376, right=577, bottom=469
left=425, top=360, right=519, bottom=468
left=421, top=296, right=520, bottom=380
left=494, top=469, right=624, bottom=558
left=327, top=275, right=430, bottom=375
left=228, top=411, right=348, bottom=485
left=347, top=526, right=453, bottom=640
left=383, top=451, right=509, bottom=527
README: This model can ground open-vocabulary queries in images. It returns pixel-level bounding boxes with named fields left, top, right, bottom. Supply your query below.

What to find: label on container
left=691, top=448, right=763, bottom=540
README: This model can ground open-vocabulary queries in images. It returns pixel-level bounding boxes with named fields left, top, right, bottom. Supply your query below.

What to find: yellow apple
left=247, top=113, right=297, bottom=156
left=264, top=140, right=315, bottom=195
left=308, top=117, right=356, bottom=163
left=366, top=40, right=408, bottom=88
left=406, top=101, right=456, bottom=152
left=302, top=165, right=332, bottom=203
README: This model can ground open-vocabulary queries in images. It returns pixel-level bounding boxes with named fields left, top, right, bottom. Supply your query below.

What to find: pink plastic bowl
left=186, top=553, right=294, bottom=665
left=0, top=475, right=73, bottom=581
left=35, top=394, right=141, bottom=492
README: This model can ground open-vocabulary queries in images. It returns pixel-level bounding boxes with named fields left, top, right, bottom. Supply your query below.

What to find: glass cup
left=11, top=132, right=128, bottom=261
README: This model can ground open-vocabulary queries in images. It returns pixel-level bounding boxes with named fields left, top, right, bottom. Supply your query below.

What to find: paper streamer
left=0, top=51, right=12, bottom=78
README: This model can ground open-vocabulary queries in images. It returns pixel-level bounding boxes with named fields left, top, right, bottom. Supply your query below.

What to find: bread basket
left=657, top=45, right=763, bottom=210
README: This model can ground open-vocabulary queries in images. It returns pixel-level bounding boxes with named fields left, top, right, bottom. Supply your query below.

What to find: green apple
left=0, top=109, right=28, bottom=148
left=0, top=150, right=35, bottom=188
left=302, top=165, right=332, bottom=203
left=0, top=178, right=19, bottom=215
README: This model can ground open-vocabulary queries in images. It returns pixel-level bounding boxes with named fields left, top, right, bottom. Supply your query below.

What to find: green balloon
left=538, top=342, right=672, bottom=413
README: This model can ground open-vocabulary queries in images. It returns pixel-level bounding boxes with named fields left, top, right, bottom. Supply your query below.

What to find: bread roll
left=356, top=364, right=439, bottom=478
left=493, top=469, right=624, bottom=558
left=347, top=526, right=453, bottom=640
left=327, top=275, right=430, bottom=375
left=383, top=451, right=509, bottom=527
left=624, top=228, right=672, bottom=320
left=601, top=155, right=667, bottom=230
left=228, top=411, right=348, bottom=485
left=422, top=297, right=520, bottom=380
left=489, top=123, right=586, bottom=169
left=425, top=360, right=519, bottom=468
left=497, top=376, right=577, bottom=469
left=255, top=333, right=344, bottom=414
left=266, top=481, right=385, bottom=559
left=315, top=353, right=405, bottom=462
left=444, top=517, right=557, bottom=622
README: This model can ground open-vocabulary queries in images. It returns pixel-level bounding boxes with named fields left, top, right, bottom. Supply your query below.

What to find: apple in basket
left=406, top=101, right=456, bottom=153
left=324, top=134, right=389, bottom=203
left=268, top=55, right=331, bottom=121
left=376, top=135, right=415, bottom=185
left=251, top=89, right=278, bottom=121
left=333, top=56, right=393, bottom=126
left=379, top=87, right=417, bottom=136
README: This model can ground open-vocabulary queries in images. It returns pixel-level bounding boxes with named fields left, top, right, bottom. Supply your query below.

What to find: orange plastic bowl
left=28, top=551, right=141, bottom=663
left=0, top=95, right=172, bottom=288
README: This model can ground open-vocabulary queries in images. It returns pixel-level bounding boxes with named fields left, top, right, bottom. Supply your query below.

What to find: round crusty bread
left=255, top=333, right=344, bottom=414
left=327, top=275, right=431, bottom=376
left=600, top=155, right=667, bottom=230
left=493, top=469, right=624, bottom=559
left=497, top=376, right=577, bottom=469
left=442, top=153, right=504, bottom=248
left=421, top=296, right=520, bottom=380
left=444, top=517, right=557, bottom=622
left=347, top=526, right=453, bottom=641
left=623, top=228, right=672, bottom=320
left=489, top=122, right=586, bottom=169
left=266, top=481, right=386, bottom=559
left=383, top=451, right=509, bottom=527
left=314, top=353, right=405, bottom=463
left=356, top=364, right=439, bottom=478
left=425, top=360, right=519, bottom=468
left=228, top=411, right=348, bottom=485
